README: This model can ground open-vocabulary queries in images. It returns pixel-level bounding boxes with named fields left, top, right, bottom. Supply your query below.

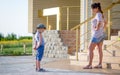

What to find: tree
left=0, top=33, right=4, bottom=41
left=18, top=36, right=32, bottom=40
left=5, top=33, right=17, bottom=40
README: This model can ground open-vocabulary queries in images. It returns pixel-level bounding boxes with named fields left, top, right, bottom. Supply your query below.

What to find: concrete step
left=69, top=52, right=120, bottom=63
left=94, top=49, right=120, bottom=57
left=70, top=60, right=120, bottom=70
left=118, top=31, right=120, bottom=36
left=44, top=30, right=59, bottom=34
left=45, top=42, right=63, bottom=46
left=69, top=54, right=120, bottom=63
left=111, top=36, right=119, bottom=40
left=43, top=30, right=68, bottom=58
left=103, top=40, right=120, bottom=51
left=103, top=40, right=120, bottom=45
left=74, top=49, right=119, bottom=57
left=45, top=46, right=68, bottom=50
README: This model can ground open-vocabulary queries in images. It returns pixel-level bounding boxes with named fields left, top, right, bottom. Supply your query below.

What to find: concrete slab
left=0, top=56, right=120, bottom=75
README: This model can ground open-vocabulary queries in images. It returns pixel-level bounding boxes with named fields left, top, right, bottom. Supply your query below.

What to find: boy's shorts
left=36, top=45, right=44, bottom=61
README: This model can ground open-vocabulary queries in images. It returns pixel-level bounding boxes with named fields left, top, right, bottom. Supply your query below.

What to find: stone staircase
left=43, top=30, right=68, bottom=58
left=69, top=31, right=120, bottom=70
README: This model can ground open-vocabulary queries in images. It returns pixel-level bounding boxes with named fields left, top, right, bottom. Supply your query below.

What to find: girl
left=84, top=3, right=107, bottom=69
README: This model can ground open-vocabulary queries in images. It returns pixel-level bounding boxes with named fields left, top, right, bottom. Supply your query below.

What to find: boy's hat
left=37, top=24, right=46, bottom=29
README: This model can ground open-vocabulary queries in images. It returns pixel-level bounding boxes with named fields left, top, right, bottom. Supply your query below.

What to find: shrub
left=13, top=50, right=22, bottom=56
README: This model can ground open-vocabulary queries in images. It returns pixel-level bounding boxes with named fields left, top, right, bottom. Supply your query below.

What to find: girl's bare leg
left=88, top=43, right=97, bottom=65
left=97, top=42, right=103, bottom=65
left=83, top=43, right=96, bottom=69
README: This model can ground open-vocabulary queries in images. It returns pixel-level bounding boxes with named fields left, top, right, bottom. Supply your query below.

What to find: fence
left=0, top=43, right=32, bottom=56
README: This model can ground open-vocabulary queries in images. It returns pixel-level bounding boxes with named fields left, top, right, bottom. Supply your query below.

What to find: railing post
left=112, top=50, right=116, bottom=56
left=0, top=45, right=3, bottom=52
left=23, top=44, right=26, bottom=54
left=48, top=25, right=51, bottom=30
left=108, top=9, right=111, bottom=40
left=46, top=16, right=49, bottom=30
left=104, top=45, right=107, bottom=50
left=76, top=28, right=79, bottom=61
left=67, top=7, right=69, bottom=30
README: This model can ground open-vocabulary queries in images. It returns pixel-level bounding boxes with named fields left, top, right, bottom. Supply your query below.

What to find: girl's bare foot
left=94, top=64, right=102, bottom=69
left=83, top=65, right=92, bottom=69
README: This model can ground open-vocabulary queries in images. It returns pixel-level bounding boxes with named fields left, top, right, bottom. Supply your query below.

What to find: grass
left=0, top=39, right=32, bottom=56
left=0, top=47, right=32, bottom=56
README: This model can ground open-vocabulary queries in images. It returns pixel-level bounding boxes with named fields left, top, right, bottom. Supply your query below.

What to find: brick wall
left=59, top=30, right=80, bottom=54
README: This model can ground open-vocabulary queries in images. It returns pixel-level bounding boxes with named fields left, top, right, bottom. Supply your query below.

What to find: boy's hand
left=33, top=47, right=37, bottom=50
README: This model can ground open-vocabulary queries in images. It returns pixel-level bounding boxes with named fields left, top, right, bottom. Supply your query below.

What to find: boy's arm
left=36, top=33, right=42, bottom=49
left=33, top=38, right=37, bottom=50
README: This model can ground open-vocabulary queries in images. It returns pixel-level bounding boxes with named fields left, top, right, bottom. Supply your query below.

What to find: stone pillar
left=80, top=0, right=92, bottom=51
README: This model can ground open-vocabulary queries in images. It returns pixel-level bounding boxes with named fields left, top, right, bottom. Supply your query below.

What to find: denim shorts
left=91, top=36, right=105, bottom=43
left=36, top=45, right=44, bottom=61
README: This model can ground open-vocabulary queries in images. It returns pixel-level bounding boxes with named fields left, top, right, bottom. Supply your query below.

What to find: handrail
left=105, top=40, right=119, bottom=48
left=61, top=6, right=80, bottom=8
left=104, top=40, right=120, bottom=55
left=70, top=0, right=120, bottom=30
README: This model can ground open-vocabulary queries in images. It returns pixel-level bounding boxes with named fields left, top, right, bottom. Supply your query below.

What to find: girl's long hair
left=91, top=3, right=104, bottom=18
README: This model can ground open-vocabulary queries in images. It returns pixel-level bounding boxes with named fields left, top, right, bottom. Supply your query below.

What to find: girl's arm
left=94, top=13, right=103, bottom=31
left=94, top=22, right=101, bottom=31
left=103, top=20, right=107, bottom=29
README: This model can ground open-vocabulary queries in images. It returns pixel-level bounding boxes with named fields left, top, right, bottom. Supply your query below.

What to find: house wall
left=28, top=0, right=80, bottom=33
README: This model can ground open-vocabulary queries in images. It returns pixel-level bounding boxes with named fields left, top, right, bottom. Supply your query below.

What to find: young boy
left=33, top=24, right=46, bottom=72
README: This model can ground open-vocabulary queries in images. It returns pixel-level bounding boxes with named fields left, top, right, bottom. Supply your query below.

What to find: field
left=0, top=39, right=32, bottom=56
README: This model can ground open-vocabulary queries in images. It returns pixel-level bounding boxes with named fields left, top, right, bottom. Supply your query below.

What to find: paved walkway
left=0, top=56, right=120, bottom=75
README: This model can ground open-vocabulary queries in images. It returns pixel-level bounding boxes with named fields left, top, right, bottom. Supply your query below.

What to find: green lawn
left=0, top=40, right=32, bottom=56
left=0, top=46, right=32, bottom=56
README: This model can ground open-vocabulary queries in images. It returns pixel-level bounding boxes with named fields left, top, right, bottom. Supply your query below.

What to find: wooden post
left=23, top=44, right=26, bottom=54
left=106, top=63, right=112, bottom=69
left=59, top=7, right=61, bottom=30
left=76, top=28, right=79, bottom=61
left=113, top=50, right=116, bottom=56
left=108, top=9, right=111, bottom=40
left=1, top=45, right=3, bottom=52
left=46, top=16, right=49, bottom=30
left=67, top=7, right=69, bottom=30
left=104, top=45, right=107, bottom=50
left=48, top=25, right=51, bottom=30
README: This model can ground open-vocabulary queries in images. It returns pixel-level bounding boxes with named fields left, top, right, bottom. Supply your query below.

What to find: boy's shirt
left=34, top=31, right=45, bottom=49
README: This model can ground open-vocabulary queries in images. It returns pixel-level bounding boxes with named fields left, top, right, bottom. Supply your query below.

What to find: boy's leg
left=36, top=60, right=38, bottom=70
left=36, top=49, right=41, bottom=70
left=36, top=60, right=41, bottom=70
left=36, top=46, right=44, bottom=71
left=37, top=60, right=40, bottom=70
left=36, top=55, right=41, bottom=70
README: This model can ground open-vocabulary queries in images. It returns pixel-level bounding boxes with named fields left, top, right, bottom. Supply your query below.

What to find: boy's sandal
left=36, top=68, right=46, bottom=72
left=40, top=68, right=46, bottom=71
left=94, top=65, right=102, bottom=69
left=83, top=65, right=92, bottom=69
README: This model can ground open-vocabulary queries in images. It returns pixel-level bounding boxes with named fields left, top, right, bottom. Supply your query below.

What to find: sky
left=0, top=0, right=32, bottom=36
